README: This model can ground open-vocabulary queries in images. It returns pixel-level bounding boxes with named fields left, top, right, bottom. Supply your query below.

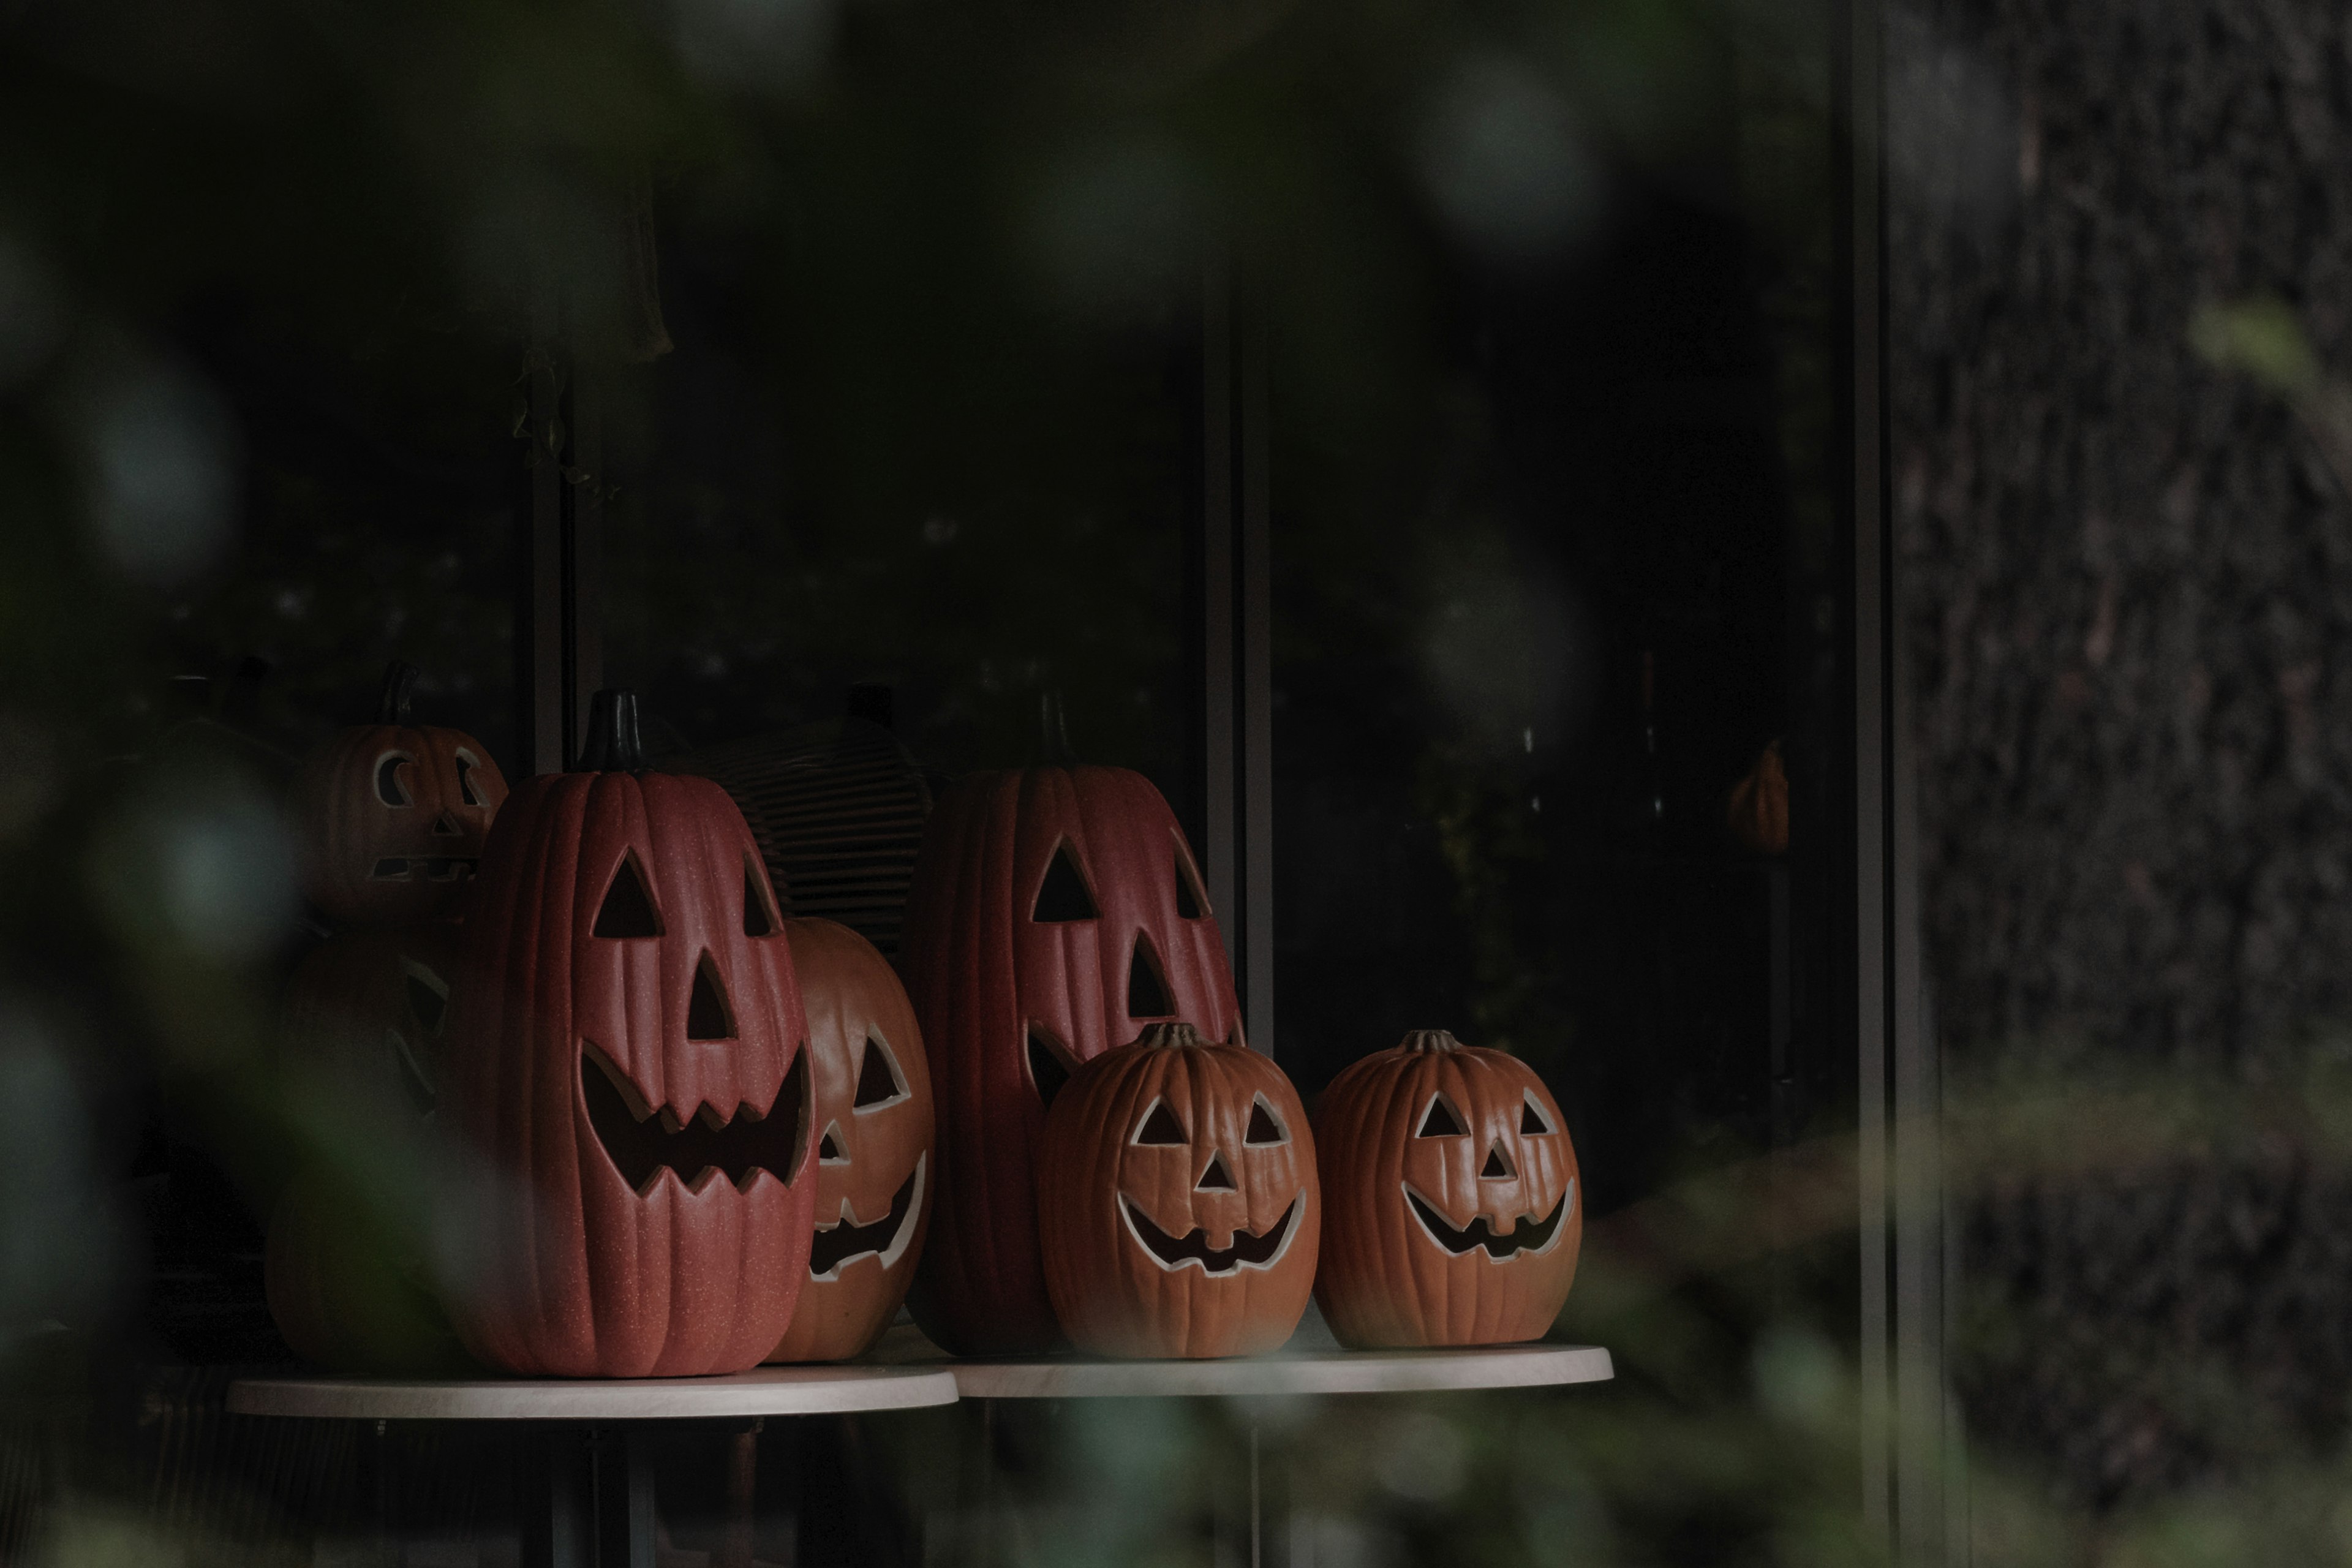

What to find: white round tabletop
left=923, top=1342, right=1614, bottom=1401
left=225, top=1363, right=961, bottom=1422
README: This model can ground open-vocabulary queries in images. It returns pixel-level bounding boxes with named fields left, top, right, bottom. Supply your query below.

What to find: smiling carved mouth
left=809, top=1153, right=926, bottom=1280
left=1119, top=1196, right=1299, bottom=1275
left=580, top=1042, right=807, bottom=1194
left=1404, top=1183, right=1572, bottom=1261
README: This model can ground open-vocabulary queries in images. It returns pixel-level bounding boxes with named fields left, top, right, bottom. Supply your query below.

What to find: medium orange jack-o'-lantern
left=1037, top=1022, right=1317, bottom=1359
left=1313, top=1030, right=1580, bottom=1348
left=768, top=918, right=933, bottom=1363
left=900, top=744, right=1243, bottom=1355
left=445, top=691, right=816, bottom=1378
left=278, top=926, right=461, bottom=1126
left=292, top=662, right=509, bottom=929
left=267, top=927, right=472, bottom=1373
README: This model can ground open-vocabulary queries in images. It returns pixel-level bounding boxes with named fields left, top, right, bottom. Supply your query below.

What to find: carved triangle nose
left=687, top=955, right=734, bottom=1040
left=432, top=812, right=463, bottom=835
left=1480, top=1142, right=1515, bottom=1179
left=1196, top=1153, right=1236, bottom=1192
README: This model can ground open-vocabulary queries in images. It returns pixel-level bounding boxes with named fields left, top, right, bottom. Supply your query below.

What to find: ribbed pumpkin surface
left=897, top=766, right=1241, bottom=1355
left=445, top=769, right=816, bottom=1376
left=1313, top=1031, right=1581, bottom=1348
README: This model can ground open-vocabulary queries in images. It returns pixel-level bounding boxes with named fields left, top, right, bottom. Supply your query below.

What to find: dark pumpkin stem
left=1134, top=1022, right=1209, bottom=1051
left=576, top=690, right=649, bottom=772
left=1396, top=1030, right=1466, bottom=1055
left=1035, top=689, right=1079, bottom=767
left=378, top=661, right=421, bottom=724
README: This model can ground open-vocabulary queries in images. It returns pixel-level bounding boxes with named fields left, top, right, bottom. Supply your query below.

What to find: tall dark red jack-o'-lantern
left=445, top=691, right=816, bottom=1377
left=1038, top=1022, right=1317, bottom=1358
left=292, top=662, right=509, bottom=927
left=1314, top=1030, right=1581, bottom=1348
left=897, top=701, right=1242, bottom=1354
left=768, top=917, right=934, bottom=1363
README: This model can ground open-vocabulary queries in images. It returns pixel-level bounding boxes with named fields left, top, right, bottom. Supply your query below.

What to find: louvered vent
left=671, top=717, right=935, bottom=956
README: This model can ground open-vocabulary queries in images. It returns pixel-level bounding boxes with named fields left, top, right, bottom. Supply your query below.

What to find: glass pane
left=599, top=155, right=1198, bottom=793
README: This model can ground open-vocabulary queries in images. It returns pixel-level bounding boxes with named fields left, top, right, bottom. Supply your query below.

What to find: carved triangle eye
left=742, top=855, right=778, bottom=937
left=594, top=855, right=663, bottom=938
left=853, top=1036, right=904, bottom=1109
left=1174, top=843, right=1209, bottom=919
left=1244, top=1098, right=1287, bottom=1145
left=1520, top=1094, right=1555, bottom=1135
left=1033, top=842, right=1098, bottom=922
left=1416, top=1096, right=1466, bottom=1139
left=1134, top=1101, right=1186, bottom=1145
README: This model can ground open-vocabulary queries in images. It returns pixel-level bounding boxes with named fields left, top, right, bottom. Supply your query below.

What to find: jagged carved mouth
left=580, top=1042, right=807, bottom=1196
left=371, top=856, right=478, bottom=882
left=809, top=1153, right=925, bottom=1280
left=1119, top=1196, right=1299, bottom=1275
left=1403, top=1183, right=1572, bottom=1261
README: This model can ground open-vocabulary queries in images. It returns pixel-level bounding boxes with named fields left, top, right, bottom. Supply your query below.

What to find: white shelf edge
left=930, top=1343, right=1615, bottom=1401
left=225, top=1364, right=960, bottom=1422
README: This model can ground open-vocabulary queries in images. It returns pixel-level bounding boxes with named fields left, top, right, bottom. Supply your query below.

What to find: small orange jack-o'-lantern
left=768, top=918, right=934, bottom=1363
left=445, top=691, right=816, bottom=1378
left=899, top=726, right=1243, bottom=1355
left=1313, top=1030, right=1581, bottom=1349
left=292, top=662, right=508, bottom=928
left=1036, top=1022, right=1317, bottom=1359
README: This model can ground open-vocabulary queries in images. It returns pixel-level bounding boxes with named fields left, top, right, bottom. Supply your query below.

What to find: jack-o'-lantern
left=279, top=926, right=461, bottom=1126
left=1037, top=1022, right=1316, bottom=1358
left=898, top=744, right=1243, bottom=1354
left=267, top=927, right=471, bottom=1371
left=292, top=662, right=509, bottom=927
left=445, top=691, right=816, bottom=1378
left=267, top=1169, right=475, bottom=1374
left=768, top=918, right=933, bottom=1363
left=1313, top=1030, right=1580, bottom=1348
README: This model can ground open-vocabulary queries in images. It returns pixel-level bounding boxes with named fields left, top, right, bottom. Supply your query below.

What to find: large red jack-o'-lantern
left=1313, top=1030, right=1581, bottom=1348
left=445, top=692, right=816, bottom=1377
left=768, top=918, right=933, bottom=1363
left=292, top=662, right=508, bottom=928
left=898, top=722, right=1242, bottom=1354
left=1038, top=1022, right=1317, bottom=1359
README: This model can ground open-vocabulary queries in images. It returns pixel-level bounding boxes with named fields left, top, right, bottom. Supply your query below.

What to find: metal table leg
left=520, top=1424, right=656, bottom=1568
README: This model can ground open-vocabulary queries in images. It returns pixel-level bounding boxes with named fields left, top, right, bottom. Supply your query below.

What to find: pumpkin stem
left=1133, top=1021, right=1210, bottom=1051
left=1396, top=1029, right=1466, bottom=1055
left=1035, top=689, right=1079, bottom=767
left=377, top=661, right=421, bottom=725
left=576, top=690, right=649, bottom=772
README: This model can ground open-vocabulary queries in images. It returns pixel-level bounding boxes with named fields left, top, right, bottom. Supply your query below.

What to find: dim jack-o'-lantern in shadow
left=768, top=917, right=933, bottom=1363
left=1313, top=1030, right=1581, bottom=1349
left=445, top=691, right=816, bottom=1378
left=268, top=925, right=474, bottom=1373
left=292, top=661, right=509, bottom=928
left=899, top=706, right=1243, bottom=1355
left=1038, top=1022, right=1318, bottom=1359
